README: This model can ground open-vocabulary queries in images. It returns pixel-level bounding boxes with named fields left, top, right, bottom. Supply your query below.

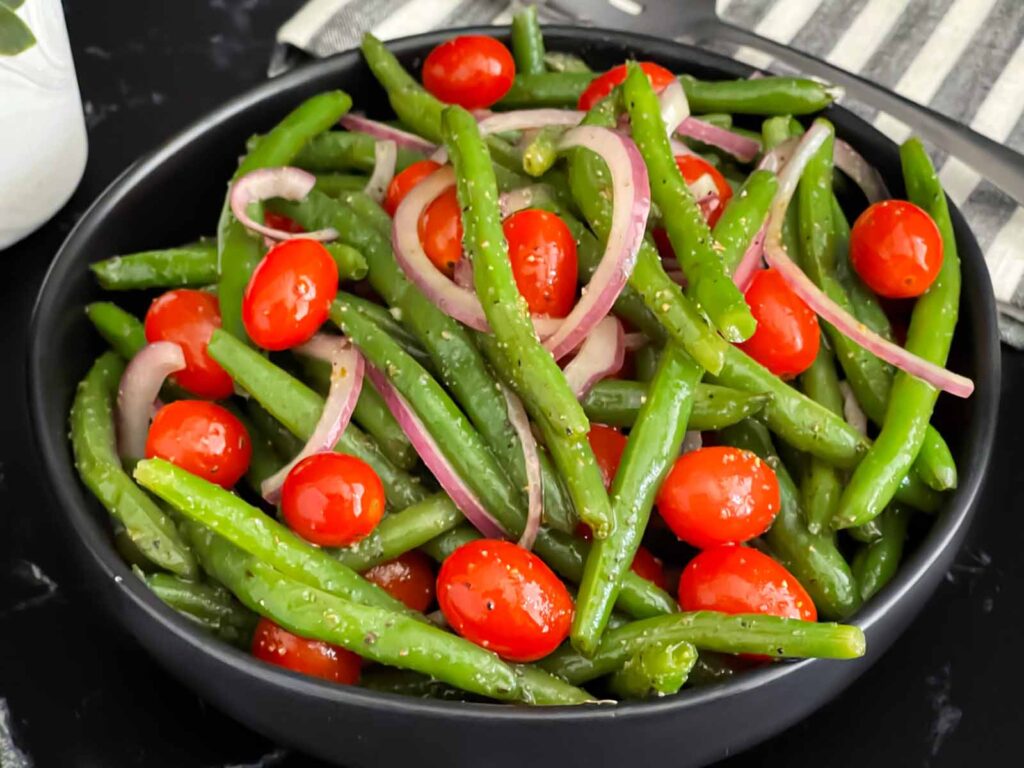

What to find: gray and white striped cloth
left=276, top=0, right=1024, bottom=346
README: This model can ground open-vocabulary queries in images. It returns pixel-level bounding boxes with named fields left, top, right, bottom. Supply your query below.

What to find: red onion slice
left=116, top=341, right=185, bottom=461
left=562, top=316, right=625, bottom=399
left=261, top=334, right=364, bottom=504
left=758, top=136, right=799, bottom=173
left=681, top=430, right=703, bottom=454
left=676, top=117, right=761, bottom=163
left=763, top=122, right=974, bottom=399
left=623, top=332, right=649, bottom=351
left=366, top=364, right=508, bottom=539
left=834, top=138, right=890, bottom=203
left=338, top=114, right=436, bottom=155
left=478, top=109, right=584, bottom=136
left=839, top=381, right=869, bottom=436
left=452, top=257, right=474, bottom=290
left=363, top=139, right=397, bottom=204
left=732, top=218, right=768, bottom=291
left=230, top=167, right=338, bottom=242
left=658, top=79, right=690, bottom=139
left=499, top=184, right=555, bottom=218
left=501, top=386, right=543, bottom=550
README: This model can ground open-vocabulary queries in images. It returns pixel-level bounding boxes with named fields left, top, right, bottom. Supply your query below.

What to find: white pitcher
left=0, top=0, right=87, bottom=249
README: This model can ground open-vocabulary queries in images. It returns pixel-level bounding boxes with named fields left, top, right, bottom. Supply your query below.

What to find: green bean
left=543, top=51, right=592, bottom=74
left=334, top=290, right=432, bottom=367
left=70, top=353, right=198, bottom=578
left=360, top=668, right=466, bottom=700
left=852, top=506, right=910, bottom=601
left=511, top=5, right=546, bottom=76
left=226, top=405, right=284, bottom=490
left=624, top=64, right=755, bottom=342
left=719, top=420, right=861, bottom=619
left=91, top=241, right=218, bottom=290
left=541, top=611, right=865, bottom=684
left=207, top=329, right=429, bottom=510
left=419, top=523, right=479, bottom=562
left=500, top=71, right=593, bottom=108
left=314, top=173, right=369, bottom=196
left=686, top=652, right=745, bottom=687
left=509, top=665, right=596, bottom=706
left=574, top=345, right=701, bottom=653
left=218, top=91, right=352, bottom=343
left=634, top=344, right=659, bottom=383
left=324, top=241, right=369, bottom=281
left=244, top=399, right=304, bottom=460
left=294, top=131, right=424, bottom=173
left=85, top=302, right=148, bottom=361
left=144, top=571, right=257, bottom=647
left=582, top=379, right=771, bottom=430
left=835, top=139, right=962, bottom=529
left=712, top=170, right=778, bottom=275
left=608, top=641, right=698, bottom=699
left=847, top=518, right=883, bottom=544
left=522, top=125, right=563, bottom=177
left=798, top=344, right=846, bottom=535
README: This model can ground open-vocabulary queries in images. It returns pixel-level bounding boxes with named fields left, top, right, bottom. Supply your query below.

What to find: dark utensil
left=29, top=26, right=999, bottom=768
left=550, top=0, right=1024, bottom=205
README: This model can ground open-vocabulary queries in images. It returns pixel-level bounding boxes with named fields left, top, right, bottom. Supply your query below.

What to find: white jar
left=0, top=0, right=87, bottom=250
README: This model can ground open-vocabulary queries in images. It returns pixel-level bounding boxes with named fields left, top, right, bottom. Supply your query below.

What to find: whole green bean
left=360, top=667, right=466, bottom=701
left=314, top=173, right=370, bottom=197
left=798, top=343, right=846, bottom=535
left=543, top=51, right=592, bottom=74
left=624, top=63, right=755, bottom=342
left=762, top=115, right=802, bottom=150
left=634, top=344, right=659, bottom=383
left=541, top=611, right=865, bottom=684
left=70, top=353, right=198, bottom=578
left=335, top=290, right=432, bottom=366
left=712, top=170, right=778, bottom=275
left=847, top=518, right=884, bottom=544
left=835, top=139, right=962, bottom=529
left=85, top=302, right=148, bottom=361
left=144, top=572, right=257, bottom=645
left=852, top=505, right=910, bottom=601
left=91, top=241, right=217, bottom=290
left=226, top=405, right=284, bottom=490
left=294, top=131, right=423, bottom=173
left=244, top=399, right=304, bottom=460
left=686, top=652, right=745, bottom=686
left=330, top=189, right=393, bottom=238
left=511, top=5, right=546, bottom=76
left=522, top=125, right=563, bottom=177
left=608, top=641, right=698, bottom=699
left=324, top=241, right=369, bottom=281
left=574, top=344, right=701, bottom=653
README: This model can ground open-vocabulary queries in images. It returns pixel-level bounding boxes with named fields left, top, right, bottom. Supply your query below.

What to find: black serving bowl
left=29, top=26, right=999, bottom=768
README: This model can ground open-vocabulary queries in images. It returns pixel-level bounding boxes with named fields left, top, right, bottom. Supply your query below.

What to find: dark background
left=1, top=1, right=1019, bottom=765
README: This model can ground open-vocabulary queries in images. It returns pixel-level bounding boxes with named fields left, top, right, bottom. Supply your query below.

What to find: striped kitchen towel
left=275, top=0, right=1024, bottom=346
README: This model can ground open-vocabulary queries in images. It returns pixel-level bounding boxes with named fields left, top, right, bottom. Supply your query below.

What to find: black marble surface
left=0, top=1, right=1019, bottom=765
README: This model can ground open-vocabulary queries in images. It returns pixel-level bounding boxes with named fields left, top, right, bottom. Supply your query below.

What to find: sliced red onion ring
left=732, top=218, right=768, bottom=291
left=623, top=332, right=649, bottom=351
left=338, top=114, right=436, bottom=154
left=834, top=138, right=890, bottom=203
left=230, top=167, right=338, bottom=242
left=366, top=364, right=508, bottom=539
left=658, top=79, right=690, bottom=138
left=363, top=139, right=397, bottom=204
left=499, top=184, right=555, bottom=218
left=758, top=136, right=799, bottom=173
left=261, top=334, right=363, bottom=503
left=695, top=191, right=722, bottom=223
left=763, top=123, right=974, bottom=399
left=452, top=257, right=474, bottom=290
left=500, top=386, right=543, bottom=550
left=562, top=316, right=625, bottom=399
left=676, top=118, right=761, bottom=163
left=681, top=430, right=703, bottom=454
left=116, top=341, right=185, bottom=461
left=478, top=109, right=584, bottom=136
left=839, top=381, right=869, bottom=436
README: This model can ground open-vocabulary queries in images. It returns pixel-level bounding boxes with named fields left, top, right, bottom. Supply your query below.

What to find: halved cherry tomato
left=737, top=268, right=820, bottom=378
left=587, top=423, right=628, bottom=490
left=437, top=539, right=573, bottom=662
left=364, top=550, right=436, bottom=613
left=384, top=159, right=442, bottom=217
left=675, top=155, right=732, bottom=228
left=144, top=289, right=234, bottom=399
left=678, top=545, right=816, bottom=622
left=630, top=545, right=669, bottom=591
left=145, top=400, right=251, bottom=489
left=656, top=446, right=780, bottom=549
left=418, top=187, right=463, bottom=277
left=280, top=452, right=385, bottom=548
left=503, top=209, right=578, bottom=317
left=242, top=238, right=339, bottom=351
left=578, top=61, right=676, bottom=112
left=263, top=211, right=305, bottom=234
left=422, top=35, right=515, bottom=109
left=251, top=618, right=361, bottom=684
left=850, top=199, right=943, bottom=298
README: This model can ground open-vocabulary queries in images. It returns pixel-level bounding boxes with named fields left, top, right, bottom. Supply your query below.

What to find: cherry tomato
left=251, top=618, right=361, bottom=684
left=578, top=61, right=676, bottom=112
left=656, top=446, right=780, bottom=549
left=280, top=452, right=385, bottom=547
left=675, top=155, right=733, bottom=228
left=417, top=187, right=463, bottom=277
left=363, top=550, right=436, bottom=612
left=242, top=238, right=338, bottom=351
left=678, top=545, right=816, bottom=622
left=503, top=209, right=578, bottom=317
left=263, top=211, right=305, bottom=234
left=145, top=400, right=252, bottom=489
left=737, top=268, right=820, bottom=378
left=437, top=539, right=573, bottom=662
left=630, top=546, right=669, bottom=591
left=422, top=35, right=515, bottom=109
left=144, top=289, right=234, bottom=399
left=850, top=199, right=943, bottom=298
left=587, top=424, right=628, bottom=490
left=384, top=159, right=442, bottom=217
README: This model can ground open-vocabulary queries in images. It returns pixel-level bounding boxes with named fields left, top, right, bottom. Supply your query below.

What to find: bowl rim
left=28, top=24, right=1001, bottom=725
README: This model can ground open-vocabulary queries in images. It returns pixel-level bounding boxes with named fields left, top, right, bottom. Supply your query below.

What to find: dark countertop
left=0, top=1, right=1019, bottom=765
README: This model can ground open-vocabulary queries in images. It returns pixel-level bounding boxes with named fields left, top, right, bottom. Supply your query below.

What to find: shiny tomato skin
left=737, top=268, right=820, bottom=378
left=242, top=238, right=338, bottom=351
left=263, top=211, right=305, bottom=234
left=384, top=159, right=442, bottom=217
left=422, top=35, right=515, bottom=109
left=675, top=155, right=733, bottom=228
left=678, top=545, right=817, bottom=622
left=503, top=209, right=578, bottom=317
left=578, top=61, right=676, bottom=111
left=630, top=546, right=669, bottom=591
left=251, top=618, right=361, bottom=684
left=437, top=539, right=573, bottom=662
left=280, top=452, right=386, bottom=547
left=656, top=446, right=780, bottom=549
left=144, top=289, right=234, bottom=399
left=418, top=186, right=464, bottom=277
left=850, top=199, right=943, bottom=298
left=145, top=400, right=252, bottom=489
left=587, top=423, right=628, bottom=490
left=364, top=550, right=436, bottom=613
